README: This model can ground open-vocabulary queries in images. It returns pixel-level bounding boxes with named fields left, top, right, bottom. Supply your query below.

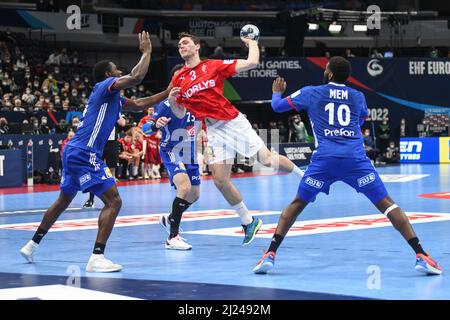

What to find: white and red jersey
left=172, top=59, right=239, bottom=121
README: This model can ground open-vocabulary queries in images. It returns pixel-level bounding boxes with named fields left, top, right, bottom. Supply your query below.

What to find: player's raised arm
left=271, top=77, right=294, bottom=113
left=111, top=31, right=152, bottom=90
left=235, top=38, right=260, bottom=73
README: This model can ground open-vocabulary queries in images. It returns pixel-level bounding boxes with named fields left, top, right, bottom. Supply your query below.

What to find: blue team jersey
left=287, top=82, right=368, bottom=158
left=68, top=77, right=126, bottom=156
left=152, top=99, right=198, bottom=154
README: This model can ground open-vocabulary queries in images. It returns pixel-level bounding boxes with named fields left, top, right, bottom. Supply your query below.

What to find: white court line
left=0, top=209, right=280, bottom=232
left=0, top=207, right=88, bottom=217
left=185, top=212, right=450, bottom=238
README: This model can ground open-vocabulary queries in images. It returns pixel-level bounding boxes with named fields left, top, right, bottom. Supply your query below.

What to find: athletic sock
left=169, top=197, right=191, bottom=238
left=268, top=234, right=284, bottom=253
left=93, top=242, right=105, bottom=255
left=32, top=227, right=47, bottom=244
left=232, top=201, right=252, bottom=225
left=408, top=237, right=426, bottom=255
left=291, top=165, right=304, bottom=178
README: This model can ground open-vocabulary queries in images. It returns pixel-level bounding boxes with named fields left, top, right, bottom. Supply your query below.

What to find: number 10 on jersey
left=325, top=103, right=350, bottom=126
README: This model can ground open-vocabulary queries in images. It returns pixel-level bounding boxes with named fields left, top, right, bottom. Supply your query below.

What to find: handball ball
left=240, top=24, right=260, bottom=41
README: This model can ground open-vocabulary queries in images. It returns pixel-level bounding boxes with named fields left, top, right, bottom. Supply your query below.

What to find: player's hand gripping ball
left=240, top=24, right=260, bottom=41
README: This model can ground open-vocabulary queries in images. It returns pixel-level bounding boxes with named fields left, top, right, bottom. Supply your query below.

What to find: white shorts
left=205, top=113, right=265, bottom=164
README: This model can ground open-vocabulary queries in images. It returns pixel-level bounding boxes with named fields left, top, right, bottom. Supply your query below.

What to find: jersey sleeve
left=211, top=59, right=237, bottom=78
left=359, top=92, right=369, bottom=118
left=97, top=77, right=120, bottom=96
left=153, top=101, right=170, bottom=122
left=286, top=86, right=313, bottom=111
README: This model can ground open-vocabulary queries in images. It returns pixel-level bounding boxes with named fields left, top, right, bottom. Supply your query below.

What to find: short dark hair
left=93, top=60, right=113, bottom=83
left=170, top=64, right=184, bottom=77
left=328, top=56, right=351, bottom=83
left=178, top=32, right=200, bottom=45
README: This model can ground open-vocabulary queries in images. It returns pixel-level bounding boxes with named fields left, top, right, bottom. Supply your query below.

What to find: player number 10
left=325, top=103, right=351, bottom=126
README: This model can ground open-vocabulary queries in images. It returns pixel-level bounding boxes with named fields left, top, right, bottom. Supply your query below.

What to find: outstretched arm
left=235, top=38, right=259, bottom=73
left=271, top=77, right=293, bottom=113
left=111, top=31, right=152, bottom=90
left=123, top=89, right=170, bottom=112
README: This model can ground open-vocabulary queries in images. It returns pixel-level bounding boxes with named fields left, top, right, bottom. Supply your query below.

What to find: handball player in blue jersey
left=142, top=64, right=199, bottom=250
left=253, top=56, right=442, bottom=275
left=20, top=32, right=170, bottom=272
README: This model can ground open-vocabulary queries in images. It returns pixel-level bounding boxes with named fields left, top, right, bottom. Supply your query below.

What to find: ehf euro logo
left=367, top=59, right=383, bottom=77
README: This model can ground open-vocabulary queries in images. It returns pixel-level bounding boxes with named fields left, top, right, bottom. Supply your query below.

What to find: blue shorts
left=160, top=148, right=200, bottom=187
left=60, top=145, right=116, bottom=197
left=297, top=155, right=388, bottom=204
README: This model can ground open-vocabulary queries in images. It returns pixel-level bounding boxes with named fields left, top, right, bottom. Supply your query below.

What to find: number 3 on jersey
left=325, top=103, right=350, bottom=126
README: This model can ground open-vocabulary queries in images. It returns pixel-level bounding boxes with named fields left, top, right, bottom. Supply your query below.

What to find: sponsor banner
left=0, top=149, right=23, bottom=187
left=0, top=210, right=279, bottom=232
left=0, top=285, right=139, bottom=300
left=274, top=142, right=315, bottom=167
left=184, top=212, right=450, bottom=238
left=400, top=137, right=439, bottom=163
left=0, top=134, right=66, bottom=171
left=439, top=137, right=450, bottom=163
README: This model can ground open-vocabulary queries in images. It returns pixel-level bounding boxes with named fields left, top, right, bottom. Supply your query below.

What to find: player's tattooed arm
left=235, top=39, right=259, bottom=73
left=168, top=87, right=186, bottom=119
left=111, top=31, right=152, bottom=90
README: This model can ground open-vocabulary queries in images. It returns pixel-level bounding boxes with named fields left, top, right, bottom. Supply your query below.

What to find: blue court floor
left=0, top=164, right=449, bottom=300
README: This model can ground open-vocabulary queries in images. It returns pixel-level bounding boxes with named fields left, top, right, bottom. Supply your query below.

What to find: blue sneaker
left=415, top=253, right=442, bottom=275
left=253, top=251, right=276, bottom=274
left=242, top=217, right=262, bottom=246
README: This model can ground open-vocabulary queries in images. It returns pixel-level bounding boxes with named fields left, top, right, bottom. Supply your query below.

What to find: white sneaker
left=85, top=254, right=122, bottom=273
left=165, top=235, right=192, bottom=250
left=20, top=240, right=39, bottom=263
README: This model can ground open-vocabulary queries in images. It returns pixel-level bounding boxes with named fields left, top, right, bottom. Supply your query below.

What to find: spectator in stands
left=46, top=50, right=60, bottom=66
left=22, top=87, right=36, bottom=107
left=11, top=64, right=24, bottom=87
left=1, top=72, right=12, bottom=93
left=13, top=98, right=25, bottom=112
left=33, top=95, right=44, bottom=111
left=277, top=120, right=289, bottom=143
left=69, top=88, right=81, bottom=107
left=371, top=49, right=383, bottom=58
left=71, top=116, right=79, bottom=132
left=62, top=98, right=70, bottom=111
left=429, top=47, right=438, bottom=58
left=136, top=84, right=146, bottom=98
left=70, top=51, right=81, bottom=65
left=61, top=82, right=70, bottom=96
left=60, top=130, right=75, bottom=157
left=59, top=48, right=70, bottom=65
left=1, top=93, right=12, bottom=110
left=380, top=141, right=400, bottom=164
left=71, top=75, right=82, bottom=90
left=289, top=115, right=308, bottom=142
left=40, top=116, right=51, bottom=134
left=53, top=66, right=64, bottom=85
left=0, top=117, right=9, bottom=134
left=16, top=54, right=28, bottom=69
left=378, top=119, right=390, bottom=154
left=55, top=119, right=67, bottom=133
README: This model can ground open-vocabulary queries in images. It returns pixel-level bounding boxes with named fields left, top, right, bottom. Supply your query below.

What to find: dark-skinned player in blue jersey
left=21, top=31, right=170, bottom=272
left=253, top=56, right=442, bottom=276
